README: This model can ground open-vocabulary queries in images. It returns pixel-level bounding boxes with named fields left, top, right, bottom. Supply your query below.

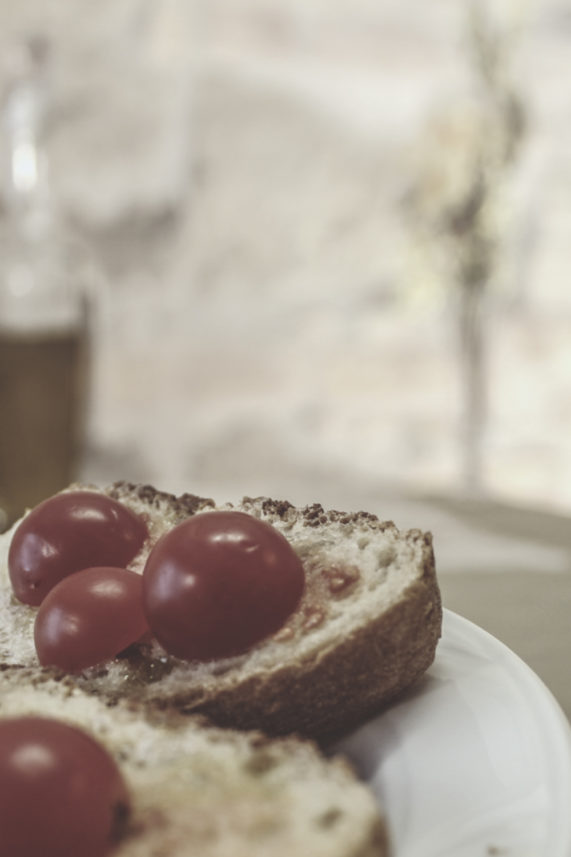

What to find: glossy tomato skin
left=8, top=491, right=148, bottom=606
left=34, top=566, right=149, bottom=672
left=143, top=511, right=304, bottom=661
left=0, top=716, right=130, bottom=857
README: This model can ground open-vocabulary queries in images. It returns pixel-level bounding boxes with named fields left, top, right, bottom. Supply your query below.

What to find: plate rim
left=441, top=608, right=571, bottom=855
left=340, top=608, right=571, bottom=857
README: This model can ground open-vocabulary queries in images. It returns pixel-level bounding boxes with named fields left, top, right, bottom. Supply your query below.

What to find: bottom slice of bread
left=0, top=668, right=388, bottom=857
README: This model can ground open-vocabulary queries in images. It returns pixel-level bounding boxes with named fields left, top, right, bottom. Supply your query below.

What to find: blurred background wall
left=1, top=0, right=571, bottom=513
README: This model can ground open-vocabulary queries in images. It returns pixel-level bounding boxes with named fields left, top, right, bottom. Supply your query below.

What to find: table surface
left=394, top=492, right=571, bottom=722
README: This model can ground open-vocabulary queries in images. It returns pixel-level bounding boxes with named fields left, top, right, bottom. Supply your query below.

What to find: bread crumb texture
left=0, top=671, right=389, bottom=857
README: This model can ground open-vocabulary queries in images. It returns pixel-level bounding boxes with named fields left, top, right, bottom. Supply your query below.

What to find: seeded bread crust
left=0, top=481, right=442, bottom=742
left=0, top=669, right=388, bottom=857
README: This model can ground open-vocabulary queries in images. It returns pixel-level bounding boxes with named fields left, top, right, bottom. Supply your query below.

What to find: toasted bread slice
left=0, top=481, right=442, bottom=741
left=0, top=668, right=388, bottom=857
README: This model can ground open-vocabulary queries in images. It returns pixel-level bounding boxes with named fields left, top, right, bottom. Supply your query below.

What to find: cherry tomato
left=0, top=716, right=130, bottom=857
left=142, top=511, right=304, bottom=661
left=9, top=491, right=148, bottom=605
left=34, top=566, right=149, bottom=672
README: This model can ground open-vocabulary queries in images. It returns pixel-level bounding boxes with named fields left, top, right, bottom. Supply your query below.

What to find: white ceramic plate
left=337, top=609, right=571, bottom=857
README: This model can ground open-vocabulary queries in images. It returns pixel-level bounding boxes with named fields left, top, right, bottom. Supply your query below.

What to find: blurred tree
left=404, top=1, right=527, bottom=493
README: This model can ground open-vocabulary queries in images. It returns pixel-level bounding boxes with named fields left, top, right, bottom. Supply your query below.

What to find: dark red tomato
left=142, top=511, right=304, bottom=661
left=8, top=491, right=148, bottom=606
left=0, top=716, right=130, bottom=857
left=34, top=566, right=149, bottom=672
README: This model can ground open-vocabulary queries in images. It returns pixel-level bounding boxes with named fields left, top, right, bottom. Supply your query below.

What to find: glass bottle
left=0, top=38, right=89, bottom=529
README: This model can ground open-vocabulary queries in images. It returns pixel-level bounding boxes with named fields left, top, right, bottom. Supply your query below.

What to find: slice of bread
left=0, top=481, right=442, bottom=741
left=0, top=668, right=388, bottom=857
